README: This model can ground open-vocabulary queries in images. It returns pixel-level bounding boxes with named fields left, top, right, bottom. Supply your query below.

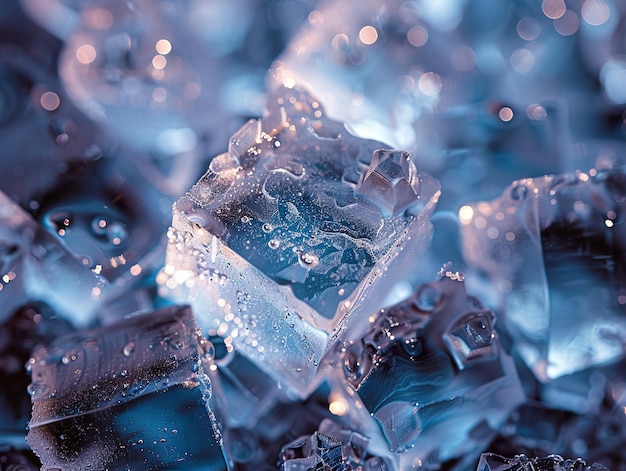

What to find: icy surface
left=338, top=275, right=524, bottom=467
left=460, top=169, right=626, bottom=382
left=476, top=453, right=609, bottom=471
left=163, top=85, right=440, bottom=394
left=0, top=189, right=107, bottom=327
left=0, top=46, right=169, bottom=316
left=26, top=305, right=226, bottom=470
left=279, top=419, right=389, bottom=471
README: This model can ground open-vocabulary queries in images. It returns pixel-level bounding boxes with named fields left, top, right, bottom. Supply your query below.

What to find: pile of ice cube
left=1, top=0, right=625, bottom=469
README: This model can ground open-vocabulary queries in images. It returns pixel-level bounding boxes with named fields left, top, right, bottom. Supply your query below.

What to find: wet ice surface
left=477, top=453, right=609, bottom=471
left=26, top=305, right=226, bottom=470
left=0, top=189, right=107, bottom=327
left=163, top=85, right=440, bottom=394
left=460, top=169, right=626, bottom=385
left=1, top=0, right=626, bottom=469
left=336, top=275, right=524, bottom=468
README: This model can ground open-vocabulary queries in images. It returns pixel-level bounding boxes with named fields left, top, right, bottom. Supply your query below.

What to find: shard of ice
left=162, top=85, right=440, bottom=395
left=460, top=168, right=626, bottom=385
left=336, top=274, right=524, bottom=468
left=476, top=453, right=609, bottom=471
left=0, top=188, right=107, bottom=328
left=279, top=419, right=389, bottom=471
left=26, top=305, right=227, bottom=470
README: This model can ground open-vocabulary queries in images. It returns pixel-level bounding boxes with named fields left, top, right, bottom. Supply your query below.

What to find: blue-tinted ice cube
left=0, top=189, right=107, bottom=327
left=271, top=0, right=580, bottom=159
left=338, top=275, right=524, bottom=467
left=0, top=47, right=169, bottom=303
left=279, top=419, right=389, bottom=471
left=476, top=453, right=609, bottom=471
left=460, top=168, right=626, bottom=384
left=162, top=85, right=439, bottom=395
left=26, top=305, right=226, bottom=470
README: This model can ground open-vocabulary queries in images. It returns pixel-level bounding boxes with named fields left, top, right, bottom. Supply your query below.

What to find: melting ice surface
left=336, top=275, right=524, bottom=468
left=26, top=305, right=226, bottom=470
left=163, top=85, right=440, bottom=394
left=460, top=168, right=626, bottom=383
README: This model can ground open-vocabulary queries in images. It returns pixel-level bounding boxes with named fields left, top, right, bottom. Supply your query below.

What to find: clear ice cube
left=460, top=168, right=626, bottom=383
left=26, top=305, right=227, bottom=470
left=162, top=85, right=440, bottom=395
left=336, top=275, right=524, bottom=467
left=0, top=189, right=107, bottom=327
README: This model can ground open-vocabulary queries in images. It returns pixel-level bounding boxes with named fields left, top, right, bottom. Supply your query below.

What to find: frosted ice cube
left=338, top=275, right=524, bottom=468
left=0, top=189, right=107, bottom=327
left=162, top=85, right=439, bottom=395
left=26, top=305, right=226, bottom=470
left=460, top=168, right=626, bottom=383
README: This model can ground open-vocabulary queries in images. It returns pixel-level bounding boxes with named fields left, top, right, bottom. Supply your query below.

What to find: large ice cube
left=162, top=85, right=439, bottom=395
left=336, top=274, right=524, bottom=468
left=460, top=168, right=626, bottom=383
left=26, top=305, right=227, bottom=470
left=0, top=189, right=107, bottom=327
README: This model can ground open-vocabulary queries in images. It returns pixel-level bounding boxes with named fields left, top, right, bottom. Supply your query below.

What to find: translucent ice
left=337, top=275, right=524, bottom=467
left=0, top=189, right=107, bottom=327
left=26, top=305, right=226, bottom=470
left=279, top=419, right=389, bottom=471
left=476, top=453, right=609, bottom=471
left=0, top=47, right=169, bottom=315
left=460, top=168, right=626, bottom=383
left=0, top=303, right=72, bottom=449
left=163, top=85, right=440, bottom=395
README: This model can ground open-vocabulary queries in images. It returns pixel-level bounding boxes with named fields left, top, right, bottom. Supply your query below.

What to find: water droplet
left=298, top=252, right=319, bottom=268
left=268, top=239, right=280, bottom=249
left=123, top=342, right=135, bottom=356
left=262, top=223, right=273, bottom=232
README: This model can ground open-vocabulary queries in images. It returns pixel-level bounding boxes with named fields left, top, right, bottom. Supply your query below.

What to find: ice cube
left=162, top=85, right=439, bottom=395
left=0, top=48, right=169, bottom=319
left=460, top=168, right=626, bottom=384
left=0, top=189, right=107, bottom=328
left=336, top=274, right=524, bottom=468
left=26, top=305, right=227, bottom=470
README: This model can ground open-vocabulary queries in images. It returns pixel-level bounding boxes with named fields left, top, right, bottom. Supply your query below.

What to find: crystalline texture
left=26, top=305, right=226, bottom=471
left=356, top=149, right=421, bottom=218
left=460, top=169, right=626, bottom=384
left=338, top=276, right=524, bottom=467
left=163, top=85, right=440, bottom=395
left=0, top=189, right=106, bottom=327
left=476, top=453, right=609, bottom=471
